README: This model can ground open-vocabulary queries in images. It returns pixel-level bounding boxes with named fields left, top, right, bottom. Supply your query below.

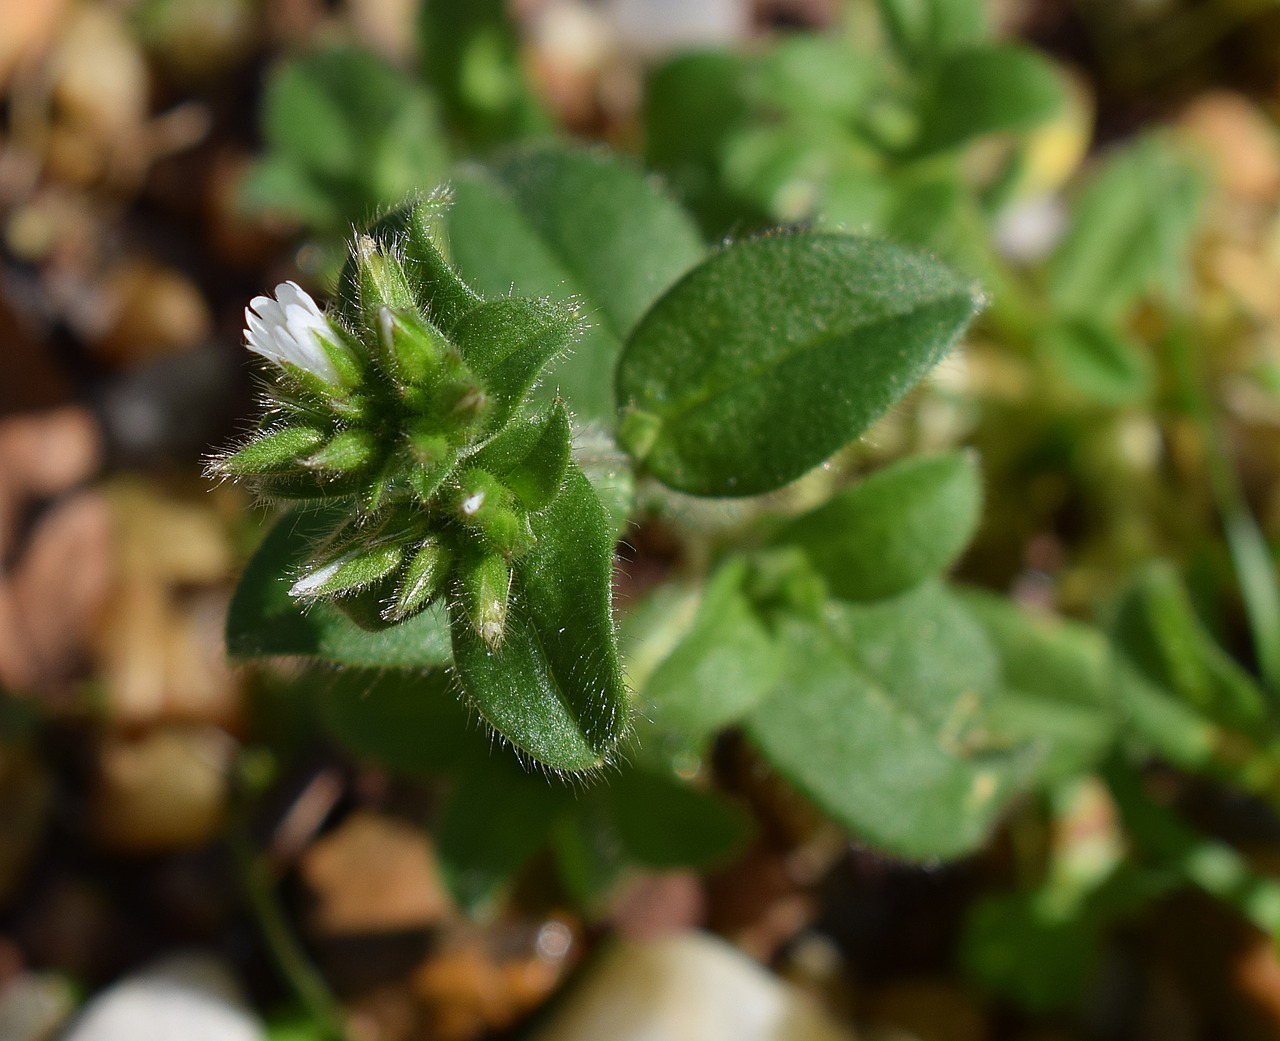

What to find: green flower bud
left=384, top=539, right=452, bottom=622
left=213, top=425, right=326, bottom=475
left=289, top=542, right=404, bottom=600
left=303, top=429, right=377, bottom=473
left=355, top=235, right=417, bottom=319
left=404, top=425, right=458, bottom=501
left=376, top=306, right=450, bottom=389
left=459, top=550, right=511, bottom=649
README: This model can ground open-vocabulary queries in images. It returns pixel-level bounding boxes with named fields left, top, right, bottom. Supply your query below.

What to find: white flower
left=245, top=281, right=341, bottom=384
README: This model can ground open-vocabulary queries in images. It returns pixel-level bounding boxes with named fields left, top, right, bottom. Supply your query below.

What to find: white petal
left=242, top=284, right=341, bottom=384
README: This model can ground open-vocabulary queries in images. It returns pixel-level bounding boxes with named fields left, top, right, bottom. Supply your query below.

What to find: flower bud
left=355, top=236, right=417, bottom=319
left=376, top=306, right=450, bottom=388
left=459, top=550, right=511, bottom=649
left=384, top=539, right=452, bottom=622
left=404, top=425, right=458, bottom=501
left=289, top=542, right=404, bottom=600
left=213, top=425, right=325, bottom=475
left=302, top=429, right=377, bottom=473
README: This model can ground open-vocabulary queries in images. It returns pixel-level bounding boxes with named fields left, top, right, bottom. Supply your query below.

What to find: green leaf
left=746, top=611, right=1024, bottom=861
left=615, top=234, right=980, bottom=497
left=226, top=508, right=452, bottom=668
left=876, top=0, right=987, bottom=62
left=417, top=0, right=549, bottom=148
left=249, top=48, right=448, bottom=232
left=450, top=298, right=578, bottom=432
left=448, top=465, right=628, bottom=772
left=825, top=582, right=1000, bottom=730
left=436, top=760, right=571, bottom=913
left=1113, top=562, right=1269, bottom=733
left=960, top=893, right=1100, bottom=1012
left=960, top=589, right=1121, bottom=783
left=644, top=50, right=755, bottom=238
left=639, top=559, right=785, bottom=737
left=751, top=35, right=878, bottom=123
left=913, top=45, right=1064, bottom=156
left=1048, top=136, right=1205, bottom=320
left=470, top=402, right=571, bottom=511
left=1038, top=317, right=1154, bottom=406
left=446, top=148, right=706, bottom=421
left=776, top=451, right=983, bottom=602
left=607, top=769, right=753, bottom=870
left=315, top=668, right=487, bottom=775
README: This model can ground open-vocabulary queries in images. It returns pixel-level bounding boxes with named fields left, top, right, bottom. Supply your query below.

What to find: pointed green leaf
left=227, top=508, right=451, bottom=668
left=1114, top=563, right=1269, bottom=733
left=1038, top=317, right=1153, bottom=406
left=449, top=465, right=627, bottom=772
left=468, top=402, right=571, bottom=510
left=913, top=45, right=1063, bottom=156
left=615, top=234, right=980, bottom=496
left=450, top=298, right=577, bottom=431
left=607, top=769, right=753, bottom=870
left=776, top=451, right=983, bottom=602
left=436, top=760, right=571, bottom=913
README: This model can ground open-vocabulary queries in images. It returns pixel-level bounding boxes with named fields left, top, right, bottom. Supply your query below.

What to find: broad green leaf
left=449, top=465, right=628, bottom=772
left=451, top=298, right=578, bottom=431
left=876, top=0, right=987, bottom=63
left=551, top=795, right=626, bottom=907
left=644, top=50, right=756, bottom=238
left=640, top=559, right=785, bottom=736
left=469, top=401, right=571, bottom=511
left=315, top=669, right=487, bottom=775
left=616, top=234, right=980, bottom=497
left=776, top=452, right=982, bottom=602
left=445, top=148, right=705, bottom=421
left=1048, top=136, right=1205, bottom=320
left=1039, top=317, right=1153, bottom=406
left=436, top=760, right=571, bottom=913
left=1113, top=563, right=1269, bottom=733
left=418, top=0, right=549, bottom=147
left=226, top=508, right=451, bottom=669
left=751, top=35, right=878, bottom=123
left=746, top=615, right=1024, bottom=861
left=824, top=581, right=1000, bottom=729
left=960, top=589, right=1119, bottom=782
left=607, top=769, right=753, bottom=870
left=913, top=45, right=1064, bottom=156
left=247, top=48, right=448, bottom=232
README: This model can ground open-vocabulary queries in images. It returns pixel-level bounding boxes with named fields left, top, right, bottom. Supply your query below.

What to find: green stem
left=231, top=829, right=348, bottom=1041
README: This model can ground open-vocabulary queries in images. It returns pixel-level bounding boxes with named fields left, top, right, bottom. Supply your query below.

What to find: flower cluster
left=211, top=195, right=579, bottom=645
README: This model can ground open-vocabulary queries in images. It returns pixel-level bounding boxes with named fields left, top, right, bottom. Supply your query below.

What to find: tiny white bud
left=245, top=281, right=342, bottom=385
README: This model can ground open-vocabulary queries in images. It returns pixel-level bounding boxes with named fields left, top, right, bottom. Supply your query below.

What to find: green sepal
left=385, top=539, right=453, bottom=623
left=457, top=549, right=512, bottom=649
left=214, top=425, right=326, bottom=475
left=302, top=428, right=377, bottom=473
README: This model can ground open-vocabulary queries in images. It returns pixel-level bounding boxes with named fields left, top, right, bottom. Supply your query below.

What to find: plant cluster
left=220, top=0, right=1280, bottom=1020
